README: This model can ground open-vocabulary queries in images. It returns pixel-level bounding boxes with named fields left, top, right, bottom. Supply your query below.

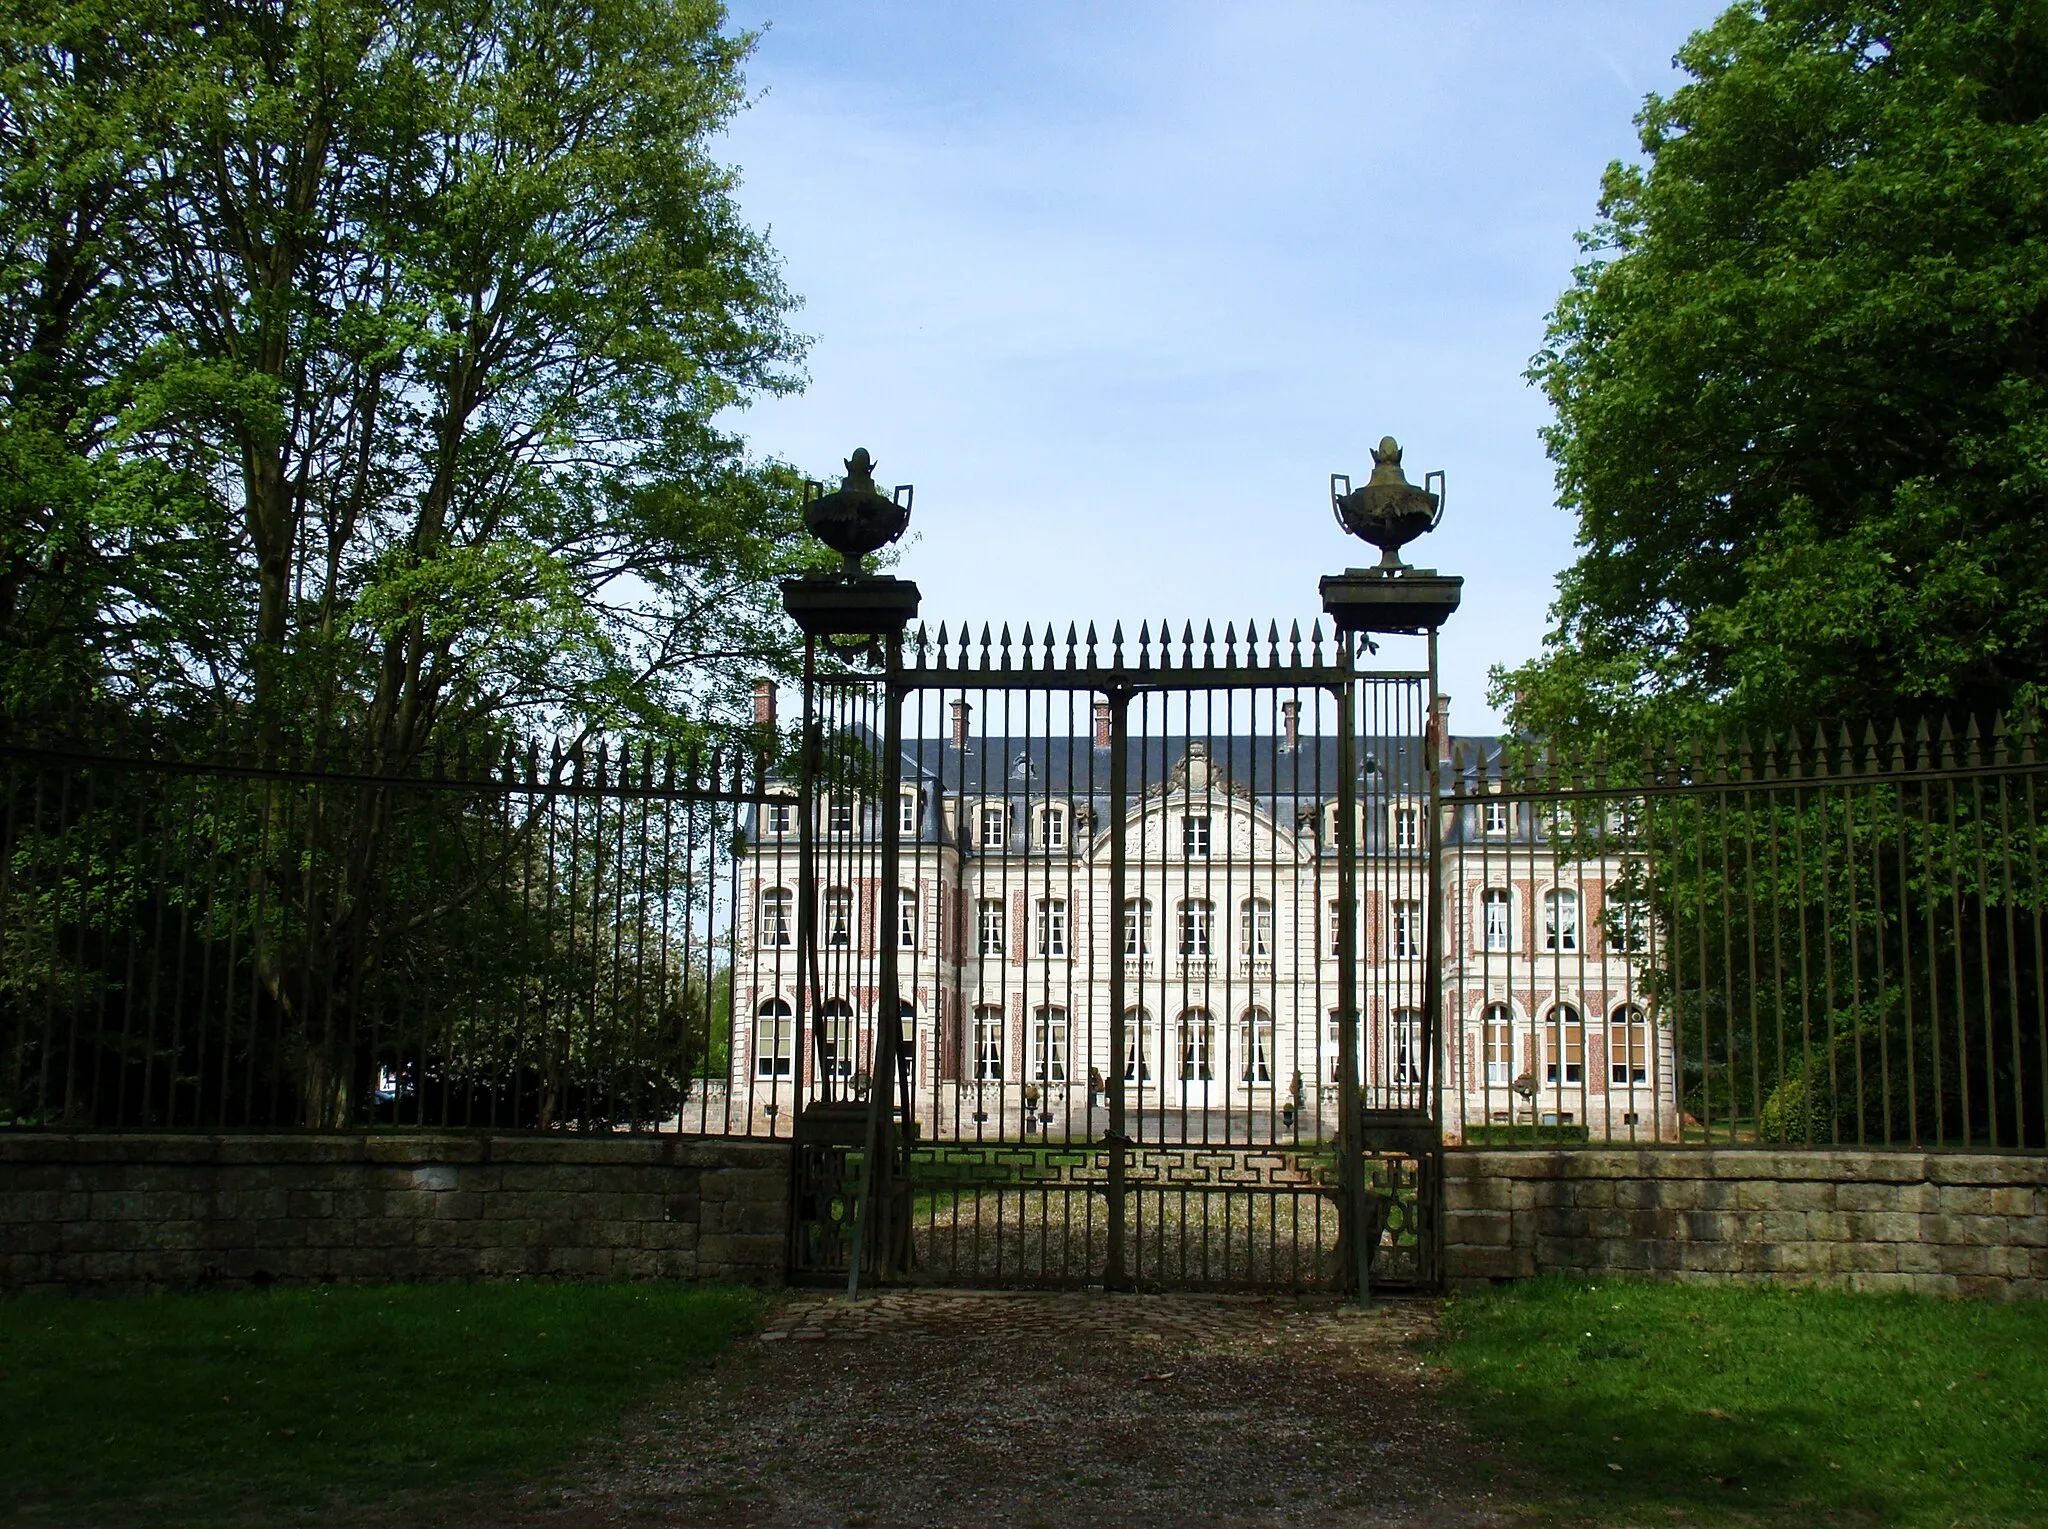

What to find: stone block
left=1936, top=1244, right=1998, bottom=1278
left=1927, top=1155, right=2047, bottom=1187
left=1936, top=1186, right=1997, bottom=1217
left=1990, top=1187, right=2040, bottom=1218
left=1910, top=1273, right=1960, bottom=1298
left=1446, top=1210, right=1512, bottom=1247
left=1442, top=1175, right=1513, bottom=1213
left=2008, top=1215, right=2048, bottom=1249
left=1758, top=1210, right=1810, bottom=1244
left=1834, top=1240, right=1898, bottom=1274
left=1894, top=1240, right=1944, bottom=1275
left=1841, top=1270, right=1914, bottom=1295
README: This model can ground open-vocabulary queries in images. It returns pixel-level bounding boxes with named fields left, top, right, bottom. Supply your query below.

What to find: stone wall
left=1443, top=1148, right=2048, bottom=1300
left=0, top=1133, right=789, bottom=1294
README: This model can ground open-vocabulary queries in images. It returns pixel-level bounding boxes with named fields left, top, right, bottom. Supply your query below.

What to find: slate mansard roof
left=741, top=733, right=1535, bottom=856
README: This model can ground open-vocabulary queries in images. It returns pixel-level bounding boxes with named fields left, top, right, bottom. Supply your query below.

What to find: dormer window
left=1392, top=803, right=1420, bottom=851
left=827, top=795, right=855, bottom=835
left=1038, top=804, right=1067, bottom=850
left=765, top=800, right=794, bottom=835
left=1481, top=799, right=1509, bottom=835
left=979, top=802, right=1007, bottom=849
left=899, top=788, right=920, bottom=835
left=1182, top=815, right=1210, bottom=858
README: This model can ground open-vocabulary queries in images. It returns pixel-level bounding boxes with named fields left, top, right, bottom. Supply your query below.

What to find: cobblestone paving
left=508, top=1289, right=1520, bottom=1528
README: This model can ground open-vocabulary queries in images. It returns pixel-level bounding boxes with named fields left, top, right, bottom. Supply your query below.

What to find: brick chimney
left=1280, top=699, right=1300, bottom=752
left=951, top=698, right=971, bottom=749
left=753, top=680, right=776, bottom=728
left=1093, top=701, right=1111, bottom=749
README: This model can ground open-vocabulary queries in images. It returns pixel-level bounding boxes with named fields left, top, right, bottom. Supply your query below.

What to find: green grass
left=0, top=1280, right=762, bottom=1527
left=1436, top=1276, right=2048, bottom=1527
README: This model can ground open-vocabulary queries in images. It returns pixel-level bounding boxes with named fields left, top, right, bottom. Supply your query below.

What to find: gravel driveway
left=495, top=1289, right=1521, bottom=1528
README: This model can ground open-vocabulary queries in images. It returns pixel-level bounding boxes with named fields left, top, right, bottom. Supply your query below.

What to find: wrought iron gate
left=780, top=620, right=1444, bottom=1293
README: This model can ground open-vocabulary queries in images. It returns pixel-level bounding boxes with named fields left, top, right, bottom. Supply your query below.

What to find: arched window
left=1032, top=1006, right=1068, bottom=1083
left=754, top=1000, right=793, bottom=1078
left=1178, top=1008, right=1215, bottom=1082
left=1544, top=889, right=1580, bottom=952
left=1480, top=888, right=1510, bottom=953
left=1609, top=1004, right=1648, bottom=1085
left=1240, top=1008, right=1274, bottom=1085
left=820, top=999, right=856, bottom=1079
left=972, top=1004, right=1005, bottom=1081
left=1545, top=1003, right=1584, bottom=1085
left=1481, top=1003, right=1513, bottom=1086
left=758, top=888, right=792, bottom=947
left=1122, top=1008, right=1154, bottom=1083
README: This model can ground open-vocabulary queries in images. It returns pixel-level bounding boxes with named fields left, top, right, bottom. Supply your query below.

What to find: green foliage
left=0, top=1281, right=762, bottom=1527
left=1439, top=1276, right=2048, bottom=1526
left=1501, top=0, right=2048, bottom=749
left=0, top=0, right=825, bottom=759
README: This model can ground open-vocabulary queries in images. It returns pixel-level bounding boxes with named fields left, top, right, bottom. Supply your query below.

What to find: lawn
left=1437, top=1276, right=2048, bottom=1527
left=0, top=1280, right=762, bottom=1527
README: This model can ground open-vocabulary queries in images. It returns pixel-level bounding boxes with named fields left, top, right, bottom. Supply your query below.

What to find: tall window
left=1482, top=1003, right=1512, bottom=1086
left=765, top=800, right=794, bottom=835
left=1481, top=799, right=1509, bottom=835
left=899, top=789, right=920, bottom=835
left=1032, top=1006, right=1068, bottom=1083
left=1609, top=1004, right=1649, bottom=1085
left=824, top=888, right=853, bottom=948
left=1122, top=1008, right=1154, bottom=1082
left=1035, top=898, right=1068, bottom=957
left=972, top=1005, right=1005, bottom=1081
left=820, top=999, right=856, bottom=1079
left=1328, top=900, right=1350, bottom=957
left=1544, top=889, right=1580, bottom=952
left=1545, top=1003, right=1584, bottom=1085
left=897, top=889, right=917, bottom=950
left=1605, top=895, right=1648, bottom=953
left=1122, top=898, right=1151, bottom=957
left=1481, top=888, right=1510, bottom=953
left=896, top=1001, right=917, bottom=1086
left=827, top=795, right=854, bottom=835
left=1178, top=899, right=1213, bottom=957
left=1392, top=803, right=1420, bottom=850
left=754, top=1000, right=793, bottom=1078
left=1178, top=1008, right=1215, bottom=1082
left=1038, top=804, right=1067, bottom=850
left=1240, top=1008, right=1274, bottom=1085
left=1182, top=814, right=1210, bottom=858
left=979, top=802, right=1007, bottom=849
left=977, top=899, right=1006, bottom=957
left=1327, top=1010, right=1350, bottom=1083
left=1390, top=1008, right=1424, bottom=1086
left=1239, top=898, right=1273, bottom=958
left=759, top=888, right=792, bottom=947
left=1391, top=900, right=1423, bottom=959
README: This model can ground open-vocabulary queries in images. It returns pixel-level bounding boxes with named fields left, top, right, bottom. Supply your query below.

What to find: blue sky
left=716, top=1, right=1729, bottom=731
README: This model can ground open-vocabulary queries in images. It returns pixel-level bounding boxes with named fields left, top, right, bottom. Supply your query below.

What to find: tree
left=0, top=0, right=822, bottom=1125
left=2, top=0, right=819, bottom=760
left=1500, top=0, right=2048, bottom=749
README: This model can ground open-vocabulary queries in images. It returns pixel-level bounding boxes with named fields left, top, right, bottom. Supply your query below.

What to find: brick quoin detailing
left=0, top=1135, right=788, bottom=1294
left=1443, top=1150, right=2048, bottom=1301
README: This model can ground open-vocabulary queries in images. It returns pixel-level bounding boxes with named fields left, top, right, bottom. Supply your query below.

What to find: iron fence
left=0, top=741, right=757, bottom=1134
left=1445, top=717, right=2048, bottom=1150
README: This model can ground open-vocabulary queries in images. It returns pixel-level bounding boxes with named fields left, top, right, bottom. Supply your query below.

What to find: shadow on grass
left=0, top=1281, right=763, bottom=1528
left=1435, top=1275, right=2048, bottom=1528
